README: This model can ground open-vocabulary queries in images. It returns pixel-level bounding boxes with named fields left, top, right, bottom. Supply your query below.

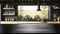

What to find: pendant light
left=37, top=0, right=41, bottom=11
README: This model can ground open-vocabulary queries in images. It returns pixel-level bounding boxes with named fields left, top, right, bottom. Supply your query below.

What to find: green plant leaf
left=53, top=13, right=58, bottom=18
left=34, top=15, right=41, bottom=20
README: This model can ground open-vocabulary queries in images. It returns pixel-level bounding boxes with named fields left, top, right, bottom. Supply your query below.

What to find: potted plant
left=34, top=15, right=41, bottom=21
left=24, top=15, right=32, bottom=21
left=53, top=13, right=58, bottom=21
left=18, top=15, right=23, bottom=21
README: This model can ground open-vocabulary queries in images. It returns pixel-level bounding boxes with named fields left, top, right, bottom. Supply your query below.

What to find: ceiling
left=0, top=0, right=60, bottom=5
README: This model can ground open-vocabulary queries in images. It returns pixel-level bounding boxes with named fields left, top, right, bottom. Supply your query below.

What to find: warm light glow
left=18, top=6, right=37, bottom=11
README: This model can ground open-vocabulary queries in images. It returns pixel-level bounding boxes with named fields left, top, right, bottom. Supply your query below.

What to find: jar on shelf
left=6, top=4, right=9, bottom=8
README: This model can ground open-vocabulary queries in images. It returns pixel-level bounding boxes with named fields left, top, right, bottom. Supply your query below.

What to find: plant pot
left=53, top=18, right=57, bottom=22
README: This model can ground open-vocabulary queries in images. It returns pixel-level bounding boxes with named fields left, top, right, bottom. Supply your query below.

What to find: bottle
left=57, top=17, right=60, bottom=23
left=6, top=4, right=9, bottom=8
left=12, top=6, right=13, bottom=9
left=9, top=6, right=11, bottom=9
left=12, top=18, right=14, bottom=21
left=8, top=18, right=9, bottom=21
left=5, top=18, right=7, bottom=21
left=9, top=18, right=11, bottom=21
left=7, top=18, right=8, bottom=21
left=11, top=18, right=12, bottom=21
left=10, top=18, right=12, bottom=21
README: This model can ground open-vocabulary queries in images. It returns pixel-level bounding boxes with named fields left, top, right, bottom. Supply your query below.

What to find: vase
left=54, top=18, right=56, bottom=22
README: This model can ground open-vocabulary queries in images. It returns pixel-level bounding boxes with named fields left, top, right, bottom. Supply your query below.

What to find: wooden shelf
left=1, top=4, right=16, bottom=21
left=3, top=13, right=15, bottom=15
left=3, top=11, right=15, bottom=15
left=52, top=6, right=60, bottom=9
left=53, top=8, right=60, bottom=9
left=3, top=8, right=15, bottom=10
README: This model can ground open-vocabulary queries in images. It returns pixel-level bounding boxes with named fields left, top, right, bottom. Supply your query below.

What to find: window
left=18, top=5, right=49, bottom=21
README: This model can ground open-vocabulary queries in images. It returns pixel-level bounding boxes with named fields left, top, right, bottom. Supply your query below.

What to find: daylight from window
left=18, top=5, right=48, bottom=19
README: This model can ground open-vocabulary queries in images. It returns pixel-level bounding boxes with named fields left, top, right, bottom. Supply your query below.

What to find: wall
left=0, top=4, right=1, bottom=21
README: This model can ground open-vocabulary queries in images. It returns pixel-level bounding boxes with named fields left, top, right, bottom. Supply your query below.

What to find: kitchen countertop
left=1, top=21, right=60, bottom=24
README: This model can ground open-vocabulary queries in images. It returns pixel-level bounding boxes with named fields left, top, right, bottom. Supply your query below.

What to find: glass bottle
left=6, top=4, right=9, bottom=8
